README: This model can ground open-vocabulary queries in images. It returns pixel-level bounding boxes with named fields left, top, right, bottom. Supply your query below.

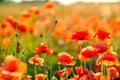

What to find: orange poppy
left=58, top=52, right=76, bottom=66
left=26, top=75, right=32, bottom=80
left=34, top=43, right=48, bottom=54
left=44, top=2, right=55, bottom=10
left=92, top=41, right=110, bottom=53
left=0, top=70, right=23, bottom=80
left=21, top=11, right=31, bottom=19
left=29, top=7, right=41, bottom=16
left=71, top=30, right=91, bottom=41
left=75, top=66, right=89, bottom=78
left=107, top=67, right=119, bottom=79
left=78, top=46, right=98, bottom=61
left=94, top=28, right=111, bottom=41
left=29, top=55, right=45, bottom=67
left=44, top=2, right=56, bottom=15
left=0, top=55, right=27, bottom=80
left=1, top=22, right=7, bottom=28
left=2, top=37, right=11, bottom=48
left=46, top=48, right=54, bottom=55
left=37, top=74, right=46, bottom=80
left=69, top=75, right=80, bottom=80
left=5, top=55, right=27, bottom=74
left=56, top=68, right=72, bottom=77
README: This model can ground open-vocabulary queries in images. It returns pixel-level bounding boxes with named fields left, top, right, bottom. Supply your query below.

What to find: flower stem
left=108, top=67, right=110, bottom=80
left=34, top=65, right=37, bottom=80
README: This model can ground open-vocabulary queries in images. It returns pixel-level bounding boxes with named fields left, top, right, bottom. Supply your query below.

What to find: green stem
left=101, top=64, right=103, bottom=76
left=34, top=65, right=37, bottom=80
left=80, top=61, right=82, bottom=66
left=72, top=67, right=75, bottom=76
left=84, top=61, right=86, bottom=68
left=58, top=64, right=61, bottom=70
left=108, top=67, right=110, bottom=80
left=49, top=59, right=52, bottom=80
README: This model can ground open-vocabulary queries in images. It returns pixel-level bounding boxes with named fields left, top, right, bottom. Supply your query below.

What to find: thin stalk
left=107, top=67, right=110, bottom=80
left=101, top=64, right=104, bottom=76
left=34, top=65, right=37, bottom=80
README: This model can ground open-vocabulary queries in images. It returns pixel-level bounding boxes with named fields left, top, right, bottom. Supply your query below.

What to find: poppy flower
left=94, top=28, right=111, bottom=41
left=78, top=46, right=98, bottom=61
left=26, top=75, right=32, bottom=80
left=0, top=70, right=23, bottom=80
left=29, top=7, right=41, bottom=15
left=34, top=43, right=48, bottom=54
left=71, top=30, right=91, bottom=41
left=44, top=2, right=56, bottom=15
left=2, top=55, right=27, bottom=74
left=98, top=53, right=118, bottom=66
left=1, top=22, right=7, bottom=28
left=92, top=41, right=110, bottom=53
left=37, top=74, right=46, bottom=80
left=107, top=67, right=119, bottom=79
left=46, top=48, right=54, bottom=55
left=2, top=37, right=11, bottom=48
left=91, top=72, right=105, bottom=80
left=21, top=11, right=31, bottom=19
left=0, top=55, right=27, bottom=80
left=69, top=75, right=80, bottom=80
left=56, top=68, right=72, bottom=77
left=58, top=52, right=76, bottom=66
left=44, top=2, right=55, bottom=9
left=17, top=23, right=27, bottom=32
left=7, top=16, right=16, bottom=29
left=75, top=66, right=89, bottom=78
left=29, top=55, right=45, bottom=67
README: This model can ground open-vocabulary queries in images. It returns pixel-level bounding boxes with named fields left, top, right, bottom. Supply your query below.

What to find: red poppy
left=56, top=68, right=72, bottom=77
left=34, top=43, right=48, bottom=54
left=78, top=46, right=98, bottom=61
left=37, top=74, right=46, bottom=80
left=107, top=67, right=119, bottom=79
left=92, top=41, right=110, bottom=53
left=94, top=28, right=111, bottom=41
left=71, top=30, right=91, bottom=41
left=75, top=66, right=89, bottom=78
left=98, top=53, right=118, bottom=66
left=17, top=23, right=27, bottom=32
left=29, top=55, right=45, bottom=67
left=58, top=52, right=76, bottom=66
left=7, top=16, right=16, bottom=29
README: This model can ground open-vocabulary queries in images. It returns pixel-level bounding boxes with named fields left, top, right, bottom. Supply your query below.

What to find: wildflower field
left=0, top=1, right=120, bottom=80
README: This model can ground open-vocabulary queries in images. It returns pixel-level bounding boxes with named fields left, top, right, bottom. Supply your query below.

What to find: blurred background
left=0, top=0, right=120, bottom=22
